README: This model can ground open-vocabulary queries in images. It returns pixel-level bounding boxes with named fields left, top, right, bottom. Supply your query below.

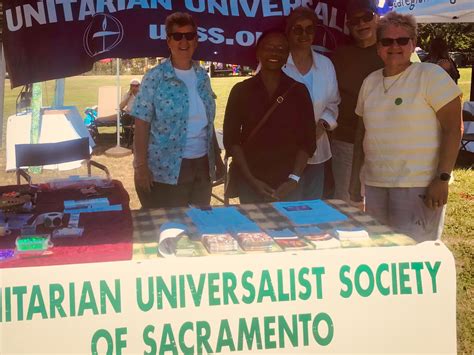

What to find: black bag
left=224, top=161, right=239, bottom=199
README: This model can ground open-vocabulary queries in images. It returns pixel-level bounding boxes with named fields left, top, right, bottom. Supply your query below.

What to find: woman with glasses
left=223, top=30, right=316, bottom=203
left=131, top=12, right=224, bottom=208
left=349, top=12, right=463, bottom=242
left=282, top=7, right=340, bottom=200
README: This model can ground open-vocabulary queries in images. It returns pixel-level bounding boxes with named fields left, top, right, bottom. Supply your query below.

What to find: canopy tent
left=1, top=0, right=473, bottom=129
left=3, top=0, right=473, bottom=87
left=389, top=0, right=474, bottom=23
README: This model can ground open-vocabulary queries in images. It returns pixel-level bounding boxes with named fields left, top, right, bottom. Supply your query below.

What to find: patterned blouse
left=131, top=59, right=217, bottom=185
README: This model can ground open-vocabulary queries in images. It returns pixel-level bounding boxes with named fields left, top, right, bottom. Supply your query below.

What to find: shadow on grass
left=92, top=133, right=133, bottom=156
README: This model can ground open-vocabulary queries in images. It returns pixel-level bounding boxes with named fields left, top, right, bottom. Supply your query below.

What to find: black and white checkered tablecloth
left=132, top=199, right=415, bottom=259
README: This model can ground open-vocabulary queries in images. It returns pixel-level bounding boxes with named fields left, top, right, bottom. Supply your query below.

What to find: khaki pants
left=365, top=185, right=446, bottom=242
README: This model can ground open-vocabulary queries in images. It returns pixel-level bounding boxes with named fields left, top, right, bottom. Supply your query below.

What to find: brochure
left=272, top=200, right=348, bottom=225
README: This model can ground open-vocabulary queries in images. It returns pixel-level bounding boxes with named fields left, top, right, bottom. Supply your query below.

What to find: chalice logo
left=83, top=14, right=123, bottom=57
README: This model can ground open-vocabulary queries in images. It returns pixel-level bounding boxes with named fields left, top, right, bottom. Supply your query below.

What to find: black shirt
left=223, top=72, right=316, bottom=188
left=331, top=44, right=384, bottom=144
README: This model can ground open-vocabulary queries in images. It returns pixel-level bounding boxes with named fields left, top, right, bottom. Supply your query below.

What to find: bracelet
left=288, top=174, right=300, bottom=183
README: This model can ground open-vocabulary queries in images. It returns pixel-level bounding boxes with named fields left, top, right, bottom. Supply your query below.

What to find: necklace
left=382, top=65, right=411, bottom=94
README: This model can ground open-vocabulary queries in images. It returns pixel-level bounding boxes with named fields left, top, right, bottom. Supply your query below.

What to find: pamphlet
left=272, top=200, right=348, bottom=225
left=157, top=222, right=187, bottom=257
left=187, top=206, right=260, bottom=236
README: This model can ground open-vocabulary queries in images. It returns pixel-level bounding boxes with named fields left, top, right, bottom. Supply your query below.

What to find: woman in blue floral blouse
left=131, top=12, right=224, bottom=208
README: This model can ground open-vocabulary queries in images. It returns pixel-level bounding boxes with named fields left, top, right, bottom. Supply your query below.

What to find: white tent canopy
left=390, top=0, right=474, bottom=23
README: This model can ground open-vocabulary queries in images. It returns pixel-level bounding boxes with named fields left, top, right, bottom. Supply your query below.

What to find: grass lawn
left=1, top=68, right=473, bottom=352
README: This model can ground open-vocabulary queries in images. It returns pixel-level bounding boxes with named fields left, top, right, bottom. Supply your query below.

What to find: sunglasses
left=292, top=25, right=315, bottom=36
left=347, top=11, right=375, bottom=26
left=379, top=37, right=411, bottom=47
left=168, top=32, right=197, bottom=41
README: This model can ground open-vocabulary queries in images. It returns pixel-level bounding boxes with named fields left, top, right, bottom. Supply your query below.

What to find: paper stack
left=236, top=232, right=275, bottom=252
left=202, top=233, right=239, bottom=253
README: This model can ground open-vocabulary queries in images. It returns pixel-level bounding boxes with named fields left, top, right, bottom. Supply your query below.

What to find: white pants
left=365, top=185, right=446, bottom=242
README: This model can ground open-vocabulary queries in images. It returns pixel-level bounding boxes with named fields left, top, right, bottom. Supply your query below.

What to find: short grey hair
left=377, top=12, right=417, bottom=41
left=285, top=7, right=320, bottom=35
left=165, top=12, right=197, bottom=36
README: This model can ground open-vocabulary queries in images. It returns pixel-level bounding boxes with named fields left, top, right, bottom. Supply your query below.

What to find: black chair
left=15, top=137, right=110, bottom=185
left=212, top=129, right=229, bottom=205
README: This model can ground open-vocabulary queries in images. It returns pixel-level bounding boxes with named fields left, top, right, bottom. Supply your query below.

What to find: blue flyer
left=272, top=200, right=348, bottom=225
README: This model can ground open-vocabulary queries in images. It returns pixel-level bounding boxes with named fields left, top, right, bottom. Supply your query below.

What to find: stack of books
left=236, top=232, right=275, bottom=251
left=202, top=233, right=239, bottom=253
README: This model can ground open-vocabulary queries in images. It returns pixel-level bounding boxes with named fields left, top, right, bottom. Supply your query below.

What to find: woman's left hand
left=215, top=156, right=226, bottom=182
left=423, top=179, right=449, bottom=209
left=273, top=180, right=298, bottom=200
left=316, top=121, right=326, bottom=140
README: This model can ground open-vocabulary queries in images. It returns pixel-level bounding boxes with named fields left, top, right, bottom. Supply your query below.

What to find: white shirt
left=175, top=68, right=208, bottom=159
left=283, top=51, right=340, bottom=164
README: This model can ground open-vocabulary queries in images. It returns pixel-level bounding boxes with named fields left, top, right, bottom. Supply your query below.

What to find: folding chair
left=461, top=133, right=474, bottom=152
left=15, top=137, right=110, bottom=185
left=87, top=86, right=124, bottom=142
left=211, top=129, right=229, bottom=205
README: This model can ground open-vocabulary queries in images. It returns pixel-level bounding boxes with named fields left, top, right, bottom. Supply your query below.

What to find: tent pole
left=105, top=58, right=132, bottom=158
left=0, top=45, right=5, bottom=147
left=53, top=79, right=65, bottom=107
left=116, top=57, right=121, bottom=147
left=470, top=64, right=473, bottom=102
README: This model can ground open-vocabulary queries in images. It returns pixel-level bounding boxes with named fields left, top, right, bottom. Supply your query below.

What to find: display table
left=0, top=199, right=457, bottom=353
left=0, top=180, right=132, bottom=268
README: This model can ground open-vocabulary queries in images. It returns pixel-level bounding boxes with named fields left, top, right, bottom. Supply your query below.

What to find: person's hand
left=250, top=178, right=275, bottom=200
left=348, top=180, right=363, bottom=204
left=214, top=156, right=225, bottom=183
left=316, top=120, right=326, bottom=140
left=348, top=198, right=365, bottom=211
left=423, top=179, right=449, bottom=209
left=134, top=164, right=153, bottom=192
left=273, top=180, right=298, bottom=200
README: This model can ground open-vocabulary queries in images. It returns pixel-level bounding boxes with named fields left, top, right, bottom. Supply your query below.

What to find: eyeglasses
left=131, top=84, right=140, bottom=87
left=379, top=37, right=411, bottom=47
left=292, top=25, right=315, bottom=36
left=347, top=11, right=375, bottom=26
left=168, top=32, right=197, bottom=41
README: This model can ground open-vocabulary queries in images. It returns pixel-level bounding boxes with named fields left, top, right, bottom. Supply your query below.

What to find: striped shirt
left=355, top=62, right=461, bottom=187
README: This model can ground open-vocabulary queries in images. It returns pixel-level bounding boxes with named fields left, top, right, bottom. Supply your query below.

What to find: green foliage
left=84, top=58, right=161, bottom=76
left=418, top=23, right=474, bottom=51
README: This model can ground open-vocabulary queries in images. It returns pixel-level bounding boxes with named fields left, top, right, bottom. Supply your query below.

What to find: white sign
left=0, top=241, right=456, bottom=354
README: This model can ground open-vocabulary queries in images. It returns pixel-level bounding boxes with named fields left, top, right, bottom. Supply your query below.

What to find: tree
left=418, top=23, right=474, bottom=51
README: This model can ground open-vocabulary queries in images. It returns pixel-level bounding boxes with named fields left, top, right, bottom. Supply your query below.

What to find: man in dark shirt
left=331, top=0, right=384, bottom=202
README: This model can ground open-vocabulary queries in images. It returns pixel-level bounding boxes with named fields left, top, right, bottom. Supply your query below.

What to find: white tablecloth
left=6, top=106, right=95, bottom=171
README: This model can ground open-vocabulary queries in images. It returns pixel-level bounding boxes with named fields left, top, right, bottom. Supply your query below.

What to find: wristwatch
left=288, top=174, right=301, bottom=183
left=439, top=172, right=451, bottom=182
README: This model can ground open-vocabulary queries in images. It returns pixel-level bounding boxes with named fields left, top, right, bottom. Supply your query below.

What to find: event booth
left=1, top=0, right=472, bottom=353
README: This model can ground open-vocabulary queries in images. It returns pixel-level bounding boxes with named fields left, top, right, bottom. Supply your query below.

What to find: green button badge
left=395, top=97, right=403, bottom=105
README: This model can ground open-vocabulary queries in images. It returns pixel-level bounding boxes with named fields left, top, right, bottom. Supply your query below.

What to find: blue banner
left=3, top=0, right=357, bottom=87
